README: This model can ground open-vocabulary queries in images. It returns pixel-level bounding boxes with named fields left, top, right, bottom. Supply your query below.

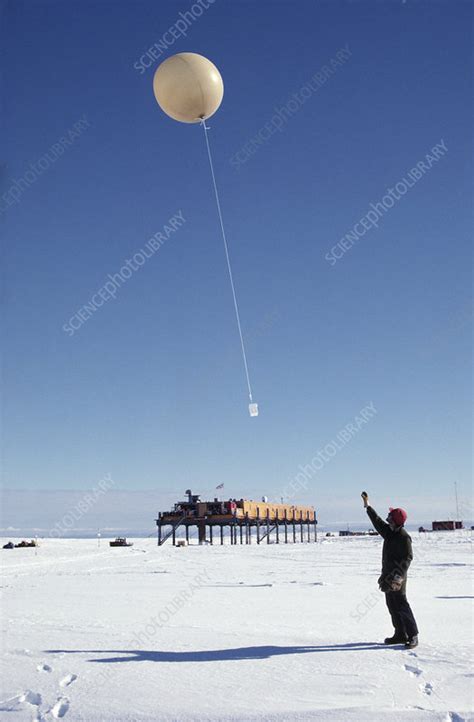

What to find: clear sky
left=1, top=0, right=472, bottom=525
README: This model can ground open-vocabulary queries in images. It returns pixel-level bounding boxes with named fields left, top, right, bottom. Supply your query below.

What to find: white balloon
left=153, top=52, right=224, bottom=124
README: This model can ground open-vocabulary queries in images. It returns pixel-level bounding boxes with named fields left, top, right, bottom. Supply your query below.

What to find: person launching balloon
left=361, top=491, right=419, bottom=648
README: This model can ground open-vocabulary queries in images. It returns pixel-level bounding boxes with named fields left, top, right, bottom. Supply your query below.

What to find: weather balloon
left=153, top=52, right=258, bottom=418
left=153, top=52, right=224, bottom=124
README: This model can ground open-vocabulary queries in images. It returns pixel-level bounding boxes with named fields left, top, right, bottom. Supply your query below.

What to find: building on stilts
left=156, top=490, right=317, bottom=546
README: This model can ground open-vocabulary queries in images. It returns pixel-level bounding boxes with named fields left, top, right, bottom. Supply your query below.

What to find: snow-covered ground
left=0, top=531, right=472, bottom=721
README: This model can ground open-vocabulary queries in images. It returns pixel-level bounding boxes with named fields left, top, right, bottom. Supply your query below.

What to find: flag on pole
left=216, top=483, right=224, bottom=490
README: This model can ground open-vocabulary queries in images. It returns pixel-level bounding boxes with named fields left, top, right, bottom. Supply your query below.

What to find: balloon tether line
left=200, top=117, right=254, bottom=403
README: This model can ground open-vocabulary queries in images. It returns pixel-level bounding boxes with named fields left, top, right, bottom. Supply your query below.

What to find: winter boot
left=405, top=635, right=418, bottom=649
left=384, top=631, right=407, bottom=645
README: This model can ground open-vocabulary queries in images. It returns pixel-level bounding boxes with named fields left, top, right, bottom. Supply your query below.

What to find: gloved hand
left=361, top=491, right=369, bottom=508
left=389, top=574, right=404, bottom=591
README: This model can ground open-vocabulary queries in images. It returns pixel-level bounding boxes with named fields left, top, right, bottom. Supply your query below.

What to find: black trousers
left=385, top=591, right=418, bottom=637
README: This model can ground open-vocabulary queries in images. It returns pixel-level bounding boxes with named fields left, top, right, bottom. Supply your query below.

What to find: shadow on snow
left=45, top=643, right=397, bottom=664
left=435, top=595, right=473, bottom=599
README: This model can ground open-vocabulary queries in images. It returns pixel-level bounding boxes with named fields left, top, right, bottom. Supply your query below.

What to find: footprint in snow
left=420, top=682, right=434, bottom=696
left=404, top=664, right=423, bottom=677
left=51, top=697, right=69, bottom=718
left=59, top=674, right=77, bottom=688
left=20, top=690, right=42, bottom=706
left=37, top=664, right=53, bottom=673
left=0, top=695, right=21, bottom=712
left=0, top=691, right=41, bottom=711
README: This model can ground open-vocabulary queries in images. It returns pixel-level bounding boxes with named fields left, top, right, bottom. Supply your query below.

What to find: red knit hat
left=389, top=507, right=407, bottom=526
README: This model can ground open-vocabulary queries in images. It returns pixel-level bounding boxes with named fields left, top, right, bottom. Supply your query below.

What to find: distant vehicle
left=432, top=521, right=463, bottom=531
left=338, top=530, right=378, bottom=537
left=15, top=540, right=38, bottom=548
left=3, top=542, right=14, bottom=549
left=109, top=537, right=133, bottom=547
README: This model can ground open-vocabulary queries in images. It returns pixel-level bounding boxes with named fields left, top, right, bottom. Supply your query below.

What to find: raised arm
left=361, top=491, right=390, bottom=538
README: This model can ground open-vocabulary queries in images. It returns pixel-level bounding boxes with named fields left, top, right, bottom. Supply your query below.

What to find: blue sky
left=1, top=0, right=472, bottom=525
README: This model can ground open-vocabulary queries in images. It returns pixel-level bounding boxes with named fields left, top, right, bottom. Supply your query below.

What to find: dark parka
left=367, top=506, right=413, bottom=594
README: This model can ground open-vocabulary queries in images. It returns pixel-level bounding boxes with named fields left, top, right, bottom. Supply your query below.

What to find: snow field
left=0, top=532, right=472, bottom=721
